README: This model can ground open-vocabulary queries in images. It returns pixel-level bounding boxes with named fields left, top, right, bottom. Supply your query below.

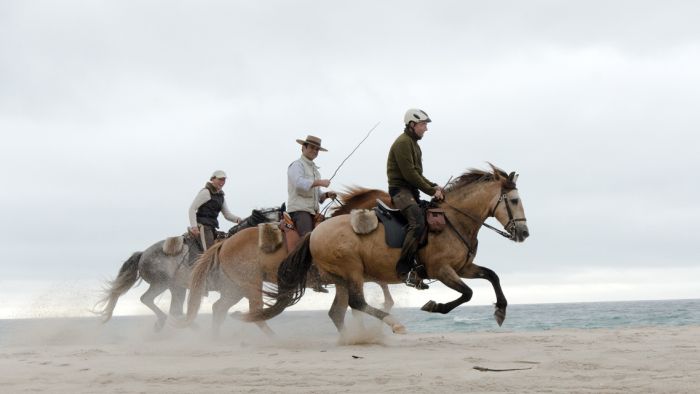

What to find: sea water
left=1, top=299, right=698, bottom=346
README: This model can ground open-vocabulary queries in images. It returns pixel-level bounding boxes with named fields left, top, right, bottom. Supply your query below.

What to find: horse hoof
left=494, top=308, right=506, bottom=327
left=392, top=324, right=407, bottom=334
left=154, top=318, right=166, bottom=332
left=421, top=300, right=438, bottom=313
left=230, top=311, right=243, bottom=320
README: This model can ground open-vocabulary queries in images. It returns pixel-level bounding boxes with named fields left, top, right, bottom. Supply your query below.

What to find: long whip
left=328, top=121, right=381, bottom=181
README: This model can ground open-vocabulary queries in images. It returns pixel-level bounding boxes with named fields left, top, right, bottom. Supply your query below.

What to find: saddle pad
left=373, top=207, right=407, bottom=248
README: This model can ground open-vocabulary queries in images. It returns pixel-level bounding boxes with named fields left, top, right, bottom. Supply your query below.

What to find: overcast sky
left=1, top=1, right=699, bottom=318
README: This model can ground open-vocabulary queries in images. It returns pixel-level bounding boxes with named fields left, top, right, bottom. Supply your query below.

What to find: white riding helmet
left=404, top=108, right=431, bottom=125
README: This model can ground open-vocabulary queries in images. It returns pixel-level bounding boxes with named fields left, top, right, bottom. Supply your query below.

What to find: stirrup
left=405, top=270, right=429, bottom=290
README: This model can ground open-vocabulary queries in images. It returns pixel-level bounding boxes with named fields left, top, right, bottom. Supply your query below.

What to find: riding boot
left=404, top=259, right=430, bottom=290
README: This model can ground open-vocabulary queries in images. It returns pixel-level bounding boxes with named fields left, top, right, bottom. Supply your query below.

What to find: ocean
left=1, top=299, right=698, bottom=346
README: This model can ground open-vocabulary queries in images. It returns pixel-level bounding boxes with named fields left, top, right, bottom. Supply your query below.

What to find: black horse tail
left=94, top=251, right=142, bottom=323
left=243, top=233, right=313, bottom=322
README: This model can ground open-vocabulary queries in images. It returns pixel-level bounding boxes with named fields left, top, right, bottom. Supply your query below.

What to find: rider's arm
left=221, top=200, right=242, bottom=223
left=392, top=139, right=437, bottom=196
left=188, top=189, right=211, bottom=228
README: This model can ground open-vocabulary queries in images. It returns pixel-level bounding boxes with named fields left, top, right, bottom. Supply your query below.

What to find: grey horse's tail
left=179, top=242, right=224, bottom=327
left=94, top=251, right=142, bottom=323
left=243, top=233, right=313, bottom=322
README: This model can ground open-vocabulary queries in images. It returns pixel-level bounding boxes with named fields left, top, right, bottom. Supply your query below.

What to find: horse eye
left=510, top=198, right=519, bottom=205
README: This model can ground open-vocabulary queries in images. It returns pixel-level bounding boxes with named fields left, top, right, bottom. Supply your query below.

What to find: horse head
left=490, top=166, right=529, bottom=242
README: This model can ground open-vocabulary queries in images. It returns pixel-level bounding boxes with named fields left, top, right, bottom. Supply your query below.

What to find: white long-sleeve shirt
left=287, top=156, right=323, bottom=214
left=188, top=188, right=241, bottom=228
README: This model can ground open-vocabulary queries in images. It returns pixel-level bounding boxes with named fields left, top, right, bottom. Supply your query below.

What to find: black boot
left=402, top=261, right=429, bottom=290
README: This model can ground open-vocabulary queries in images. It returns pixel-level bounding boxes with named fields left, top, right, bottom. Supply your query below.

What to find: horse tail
left=180, top=242, right=224, bottom=326
left=244, top=233, right=313, bottom=322
left=94, top=251, right=142, bottom=323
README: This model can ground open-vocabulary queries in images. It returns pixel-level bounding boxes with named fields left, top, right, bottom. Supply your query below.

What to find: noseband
left=490, top=189, right=527, bottom=237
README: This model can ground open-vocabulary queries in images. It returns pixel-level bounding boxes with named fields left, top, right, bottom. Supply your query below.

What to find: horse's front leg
left=462, top=263, right=507, bottom=326
left=421, top=266, right=473, bottom=315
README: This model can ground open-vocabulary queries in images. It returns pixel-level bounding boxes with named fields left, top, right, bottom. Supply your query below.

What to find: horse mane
left=331, top=186, right=388, bottom=217
left=445, top=163, right=509, bottom=193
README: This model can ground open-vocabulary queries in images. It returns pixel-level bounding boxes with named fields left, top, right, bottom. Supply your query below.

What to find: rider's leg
left=391, top=188, right=429, bottom=289
left=290, top=211, right=328, bottom=293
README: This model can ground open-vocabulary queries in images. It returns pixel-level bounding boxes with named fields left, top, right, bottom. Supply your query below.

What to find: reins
left=441, top=200, right=513, bottom=240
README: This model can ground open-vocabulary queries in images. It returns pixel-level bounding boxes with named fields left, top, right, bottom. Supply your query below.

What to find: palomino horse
left=95, top=207, right=282, bottom=331
left=181, top=198, right=396, bottom=337
left=244, top=166, right=529, bottom=334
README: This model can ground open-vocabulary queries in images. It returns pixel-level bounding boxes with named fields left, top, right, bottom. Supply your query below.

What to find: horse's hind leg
left=421, top=265, right=473, bottom=315
left=168, top=286, right=186, bottom=317
left=462, top=264, right=508, bottom=326
left=328, top=284, right=349, bottom=332
left=140, top=282, right=168, bottom=331
left=247, top=286, right=275, bottom=337
left=346, top=279, right=406, bottom=334
left=378, top=283, right=394, bottom=312
left=212, top=291, right=243, bottom=339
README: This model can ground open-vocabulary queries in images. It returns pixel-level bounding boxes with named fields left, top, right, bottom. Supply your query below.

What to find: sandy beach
left=1, top=316, right=698, bottom=393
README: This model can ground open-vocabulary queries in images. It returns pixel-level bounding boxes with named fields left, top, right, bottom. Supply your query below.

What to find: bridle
left=489, top=189, right=528, bottom=238
left=441, top=185, right=526, bottom=241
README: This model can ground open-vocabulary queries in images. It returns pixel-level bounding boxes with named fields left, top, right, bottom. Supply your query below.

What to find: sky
left=1, top=0, right=699, bottom=319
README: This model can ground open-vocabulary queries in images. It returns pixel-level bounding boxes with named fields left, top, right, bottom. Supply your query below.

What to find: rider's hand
left=235, top=218, right=242, bottom=224
left=189, top=226, right=200, bottom=236
left=433, top=187, right=445, bottom=201
left=326, top=191, right=338, bottom=200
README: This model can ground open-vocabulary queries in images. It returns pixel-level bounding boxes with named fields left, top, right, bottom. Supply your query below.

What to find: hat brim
left=296, top=139, right=328, bottom=152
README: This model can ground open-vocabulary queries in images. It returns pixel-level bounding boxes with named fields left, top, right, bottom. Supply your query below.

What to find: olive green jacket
left=386, top=131, right=437, bottom=196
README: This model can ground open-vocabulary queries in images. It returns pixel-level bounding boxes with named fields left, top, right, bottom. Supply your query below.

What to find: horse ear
left=508, top=172, right=515, bottom=182
left=513, top=173, right=519, bottom=184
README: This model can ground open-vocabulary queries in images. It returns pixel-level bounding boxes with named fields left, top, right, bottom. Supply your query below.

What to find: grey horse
left=96, top=207, right=283, bottom=331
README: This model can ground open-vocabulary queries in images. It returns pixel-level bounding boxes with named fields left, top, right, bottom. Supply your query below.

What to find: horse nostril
left=522, top=230, right=529, bottom=238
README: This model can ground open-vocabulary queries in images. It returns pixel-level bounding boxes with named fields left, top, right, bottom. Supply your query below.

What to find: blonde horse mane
left=331, top=186, right=392, bottom=216
left=445, top=163, right=511, bottom=194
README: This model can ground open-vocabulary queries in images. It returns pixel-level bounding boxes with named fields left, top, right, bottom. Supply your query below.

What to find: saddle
left=373, top=199, right=446, bottom=248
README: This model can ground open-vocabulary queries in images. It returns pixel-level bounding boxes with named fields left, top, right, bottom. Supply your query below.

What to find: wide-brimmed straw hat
left=295, top=135, right=328, bottom=152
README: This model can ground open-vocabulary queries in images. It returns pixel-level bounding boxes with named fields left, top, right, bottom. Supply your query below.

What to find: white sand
left=1, top=317, right=698, bottom=393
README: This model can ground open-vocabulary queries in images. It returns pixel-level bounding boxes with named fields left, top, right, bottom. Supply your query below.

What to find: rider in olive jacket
left=386, top=108, right=444, bottom=289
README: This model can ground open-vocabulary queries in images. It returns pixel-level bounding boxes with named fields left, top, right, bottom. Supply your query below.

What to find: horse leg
left=378, top=283, right=394, bottom=312
left=421, top=266, right=474, bottom=315
left=168, top=286, right=186, bottom=317
left=212, top=291, right=243, bottom=339
left=247, top=288, right=275, bottom=337
left=346, top=279, right=406, bottom=334
left=328, top=284, right=349, bottom=332
left=462, top=264, right=508, bottom=326
left=140, top=282, right=168, bottom=331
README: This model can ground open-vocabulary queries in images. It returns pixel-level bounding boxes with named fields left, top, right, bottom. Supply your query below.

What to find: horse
left=95, top=207, right=283, bottom=331
left=181, top=197, right=397, bottom=337
left=243, top=165, right=530, bottom=335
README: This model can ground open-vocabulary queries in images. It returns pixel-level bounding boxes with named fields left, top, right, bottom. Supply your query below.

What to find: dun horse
left=244, top=166, right=530, bottom=334
left=95, top=207, right=282, bottom=331
left=181, top=193, right=395, bottom=337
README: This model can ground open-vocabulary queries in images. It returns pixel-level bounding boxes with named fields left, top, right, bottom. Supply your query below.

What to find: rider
left=188, top=170, right=242, bottom=251
left=287, top=135, right=336, bottom=292
left=386, top=108, right=445, bottom=289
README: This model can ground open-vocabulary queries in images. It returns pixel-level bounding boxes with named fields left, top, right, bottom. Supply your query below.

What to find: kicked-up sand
left=0, top=315, right=698, bottom=393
